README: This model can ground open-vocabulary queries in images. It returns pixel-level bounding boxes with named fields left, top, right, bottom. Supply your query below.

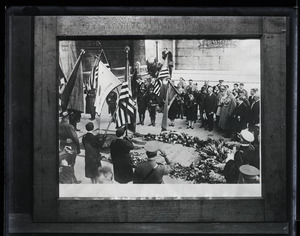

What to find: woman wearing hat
left=82, top=122, right=107, bottom=184
left=186, top=92, right=198, bottom=129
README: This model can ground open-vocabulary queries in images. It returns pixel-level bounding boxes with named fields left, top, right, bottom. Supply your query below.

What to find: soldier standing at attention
left=146, top=86, right=159, bottom=126
left=59, top=111, right=81, bottom=167
left=133, top=141, right=174, bottom=184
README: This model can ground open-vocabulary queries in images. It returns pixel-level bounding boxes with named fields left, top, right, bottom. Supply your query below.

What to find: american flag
left=154, top=54, right=170, bottom=96
left=153, top=79, right=162, bottom=96
left=116, top=81, right=136, bottom=132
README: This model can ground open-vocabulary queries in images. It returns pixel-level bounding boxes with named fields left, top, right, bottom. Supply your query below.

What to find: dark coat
left=231, top=102, right=249, bottom=131
left=204, top=93, right=218, bottom=114
left=82, top=133, right=104, bottom=178
left=249, top=100, right=260, bottom=125
left=110, top=138, right=134, bottom=183
left=186, top=95, right=198, bottom=121
left=168, top=100, right=178, bottom=120
left=224, top=144, right=255, bottom=183
left=85, top=89, right=96, bottom=114
left=197, top=92, right=207, bottom=111
left=137, top=92, right=147, bottom=112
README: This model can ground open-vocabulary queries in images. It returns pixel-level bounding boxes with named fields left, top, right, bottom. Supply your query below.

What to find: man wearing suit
left=248, top=88, right=258, bottom=107
left=110, top=128, right=134, bottom=183
left=203, top=86, right=218, bottom=131
left=162, top=48, right=173, bottom=78
left=231, top=96, right=249, bottom=135
left=248, top=95, right=260, bottom=132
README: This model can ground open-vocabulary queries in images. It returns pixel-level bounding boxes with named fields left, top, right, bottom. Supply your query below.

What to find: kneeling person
left=133, top=141, right=173, bottom=184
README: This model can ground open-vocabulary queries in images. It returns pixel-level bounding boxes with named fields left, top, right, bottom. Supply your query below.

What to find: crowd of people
left=135, top=77, right=260, bottom=140
left=58, top=47, right=261, bottom=186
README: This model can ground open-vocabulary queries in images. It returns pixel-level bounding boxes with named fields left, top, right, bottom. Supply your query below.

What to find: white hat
left=240, top=129, right=254, bottom=143
left=144, top=141, right=159, bottom=153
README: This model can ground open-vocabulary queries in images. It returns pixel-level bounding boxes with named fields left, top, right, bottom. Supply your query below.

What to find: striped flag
left=157, top=54, right=170, bottom=80
left=153, top=79, right=162, bottom=96
left=154, top=54, right=170, bottom=97
left=116, top=81, right=136, bottom=132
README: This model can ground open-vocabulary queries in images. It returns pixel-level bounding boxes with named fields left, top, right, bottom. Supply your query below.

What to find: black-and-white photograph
left=58, top=39, right=261, bottom=198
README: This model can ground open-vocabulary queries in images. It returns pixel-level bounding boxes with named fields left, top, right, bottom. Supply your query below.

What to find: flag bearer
left=146, top=87, right=159, bottom=126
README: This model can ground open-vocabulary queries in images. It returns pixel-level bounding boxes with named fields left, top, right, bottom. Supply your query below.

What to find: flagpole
left=124, top=46, right=130, bottom=137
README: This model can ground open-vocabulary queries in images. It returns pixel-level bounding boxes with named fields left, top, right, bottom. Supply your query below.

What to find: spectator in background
left=215, top=86, right=225, bottom=129
left=248, top=94, right=260, bottom=132
left=203, top=86, right=218, bottom=132
left=231, top=96, right=249, bottom=138
left=186, top=92, right=198, bottom=129
left=238, top=83, right=248, bottom=98
left=232, top=83, right=239, bottom=98
left=219, top=90, right=236, bottom=138
left=216, top=79, right=225, bottom=91
left=177, top=77, right=186, bottom=90
left=185, top=79, right=196, bottom=95
left=248, top=88, right=258, bottom=107
left=197, top=86, right=208, bottom=128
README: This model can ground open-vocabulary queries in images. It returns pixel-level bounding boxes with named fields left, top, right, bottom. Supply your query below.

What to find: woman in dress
left=218, top=90, right=236, bottom=138
left=186, top=93, right=198, bottom=129
left=82, top=122, right=106, bottom=183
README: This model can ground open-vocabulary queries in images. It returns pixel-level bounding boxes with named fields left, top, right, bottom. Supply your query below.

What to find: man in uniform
left=224, top=129, right=256, bottom=183
left=137, top=86, right=147, bottom=125
left=106, top=90, right=118, bottom=122
left=110, top=128, right=134, bottom=184
left=146, top=86, right=159, bottom=126
left=133, top=141, right=173, bottom=184
left=59, top=111, right=81, bottom=167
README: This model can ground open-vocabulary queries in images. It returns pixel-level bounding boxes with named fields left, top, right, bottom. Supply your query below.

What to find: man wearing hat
left=238, top=164, right=260, bottom=183
left=146, top=86, right=159, bottom=126
left=224, top=129, right=256, bottom=183
left=82, top=122, right=107, bottom=184
left=133, top=141, right=173, bottom=184
left=59, top=111, right=81, bottom=167
left=110, top=127, right=134, bottom=183
left=216, top=80, right=225, bottom=91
